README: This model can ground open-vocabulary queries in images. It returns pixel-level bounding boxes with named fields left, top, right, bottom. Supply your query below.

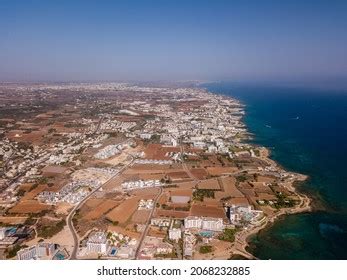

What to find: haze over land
left=0, top=0, right=347, bottom=89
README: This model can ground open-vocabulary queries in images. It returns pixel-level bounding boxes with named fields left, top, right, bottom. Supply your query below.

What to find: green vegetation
left=16, top=189, right=26, bottom=197
left=29, top=183, right=39, bottom=192
left=37, top=177, right=49, bottom=184
left=193, top=189, right=215, bottom=201
left=218, top=228, right=237, bottom=242
left=37, top=220, right=66, bottom=239
left=274, top=192, right=296, bottom=208
left=161, top=204, right=173, bottom=210
left=154, top=251, right=178, bottom=259
left=199, top=245, right=213, bottom=254
left=235, top=174, right=248, bottom=183
left=5, top=244, right=28, bottom=259
left=228, top=254, right=249, bottom=260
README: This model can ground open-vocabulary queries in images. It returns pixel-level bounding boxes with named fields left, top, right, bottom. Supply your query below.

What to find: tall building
left=17, top=243, right=56, bottom=260
left=86, top=231, right=109, bottom=255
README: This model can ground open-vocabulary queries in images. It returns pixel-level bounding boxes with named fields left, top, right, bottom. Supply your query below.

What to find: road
left=134, top=185, right=163, bottom=259
left=67, top=141, right=134, bottom=259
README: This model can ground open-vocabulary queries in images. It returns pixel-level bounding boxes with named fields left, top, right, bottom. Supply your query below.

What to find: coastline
left=230, top=146, right=312, bottom=260
left=206, top=88, right=313, bottom=260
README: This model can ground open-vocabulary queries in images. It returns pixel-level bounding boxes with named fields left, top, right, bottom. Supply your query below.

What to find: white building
left=17, top=246, right=37, bottom=260
left=168, top=228, right=182, bottom=242
left=184, top=216, right=224, bottom=232
left=17, top=243, right=56, bottom=260
left=86, top=231, right=109, bottom=255
left=184, top=216, right=202, bottom=229
left=201, top=218, right=224, bottom=232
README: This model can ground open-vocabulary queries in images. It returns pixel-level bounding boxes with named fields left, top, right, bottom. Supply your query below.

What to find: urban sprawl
left=0, top=83, right=310, bottom=260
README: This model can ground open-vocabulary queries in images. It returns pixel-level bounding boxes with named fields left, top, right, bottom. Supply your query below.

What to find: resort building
left=86, top=231, right=109, bottom=255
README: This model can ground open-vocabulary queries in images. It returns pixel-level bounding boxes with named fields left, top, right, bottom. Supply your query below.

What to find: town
left=0, top=82, right=310, bottom=260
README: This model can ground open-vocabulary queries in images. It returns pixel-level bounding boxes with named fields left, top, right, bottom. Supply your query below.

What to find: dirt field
left=143, top=144, right=172, bottom=160
left=256, top=175, right=276, bottom=183
left=220, top=177, right=244, bottom=197
left=190, top=205, right=226, bottom=219
left=175, top=181, right=196, bottom=189
left=131, top=209, right=151, bottom=223
left=166, top=171, right=190, bottom=180
left=190, top=168, right=209, bottom=180
left=130, top=187, right=160, bottom=197
left=84, top=199, right=119, bottom=220
left=106, top=197, right=140, bottom=224
left=0, top=216, right=28, bottom=225
left=206, top=167, right=239, bottom=176
left=84, top=198, right=105, bottom=208
left=155, top=209, right=190, bottom=219
left=9, top=201, right=52, bottom=214
left=197, top=178, right=221, bottom=190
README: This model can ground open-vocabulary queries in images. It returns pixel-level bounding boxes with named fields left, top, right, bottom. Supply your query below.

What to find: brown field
left=196, top=178, right=220, bottom=190
left=21, top=185, right=47, bottom=200
left=148, top=226, right=167, bottom=238
left=102, top=176, right=123, bottom=191
left=84, top=199, right=119, bottom=220
left=206, top=167, right=239, bottom=176
left=166, top=171, right=190, bottom=180
left=9, top=201, right=52, bottom=214
left=18, top=183, right=32, bottom=192
left=256, top=193, right=277, bottom=200
left=220, top=177, right=244, bottom=197
left=0, top=216, right=28, bottom=225
left=130, top=187, right=160, bottom=198
left=190, top=205, right=226, bottom=219
left=106, top=197, right=139, bottom=224
left=229, top=197, right=250, bottom=206
left=202, top=198, right=222, bottom=206
left=84, top=198, right=105, bottom=208
left=155, top=209, right=190, bottom=219
left=250, top=181, right=273, bottom=193
left=168, top=189, right=193, bottom=197
left=190, top=168, right=208, bottom=180
left=143, top=144, right=171, bottom=160
left=138, top=174, right=164, bottom=180
left=6, top=129, right=47, bottom=144
left=175, top=181, right=196, bottom=189
left=158, top=193, right=169, bottom=204
left=256, top=175, right=276, bottom=183
left=131, top=209, right=151, bottom=223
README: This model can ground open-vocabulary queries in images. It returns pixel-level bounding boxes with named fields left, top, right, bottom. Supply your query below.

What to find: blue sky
left=0, top=0, right=346, bottom=86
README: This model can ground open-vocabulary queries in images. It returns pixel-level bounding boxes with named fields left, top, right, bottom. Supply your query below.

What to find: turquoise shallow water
left=206, top=83, right=347, bottom=259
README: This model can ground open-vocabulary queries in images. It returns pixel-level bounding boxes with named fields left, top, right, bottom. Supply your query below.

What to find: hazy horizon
left=1, top=0, right=346, bottom=89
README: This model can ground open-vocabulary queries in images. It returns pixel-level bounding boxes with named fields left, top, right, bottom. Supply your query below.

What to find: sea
left=206, top=82, right=347, bottom=259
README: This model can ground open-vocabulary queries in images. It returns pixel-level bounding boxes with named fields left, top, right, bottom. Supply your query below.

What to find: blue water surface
left=206, top=83, right=347, bottom=259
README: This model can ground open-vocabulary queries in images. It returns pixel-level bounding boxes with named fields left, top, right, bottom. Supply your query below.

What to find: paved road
left=134, top=185, right=163, bottom=259
left=67, top=141, right=133, bottom=259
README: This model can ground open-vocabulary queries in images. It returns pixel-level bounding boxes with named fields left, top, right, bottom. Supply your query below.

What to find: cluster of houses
left=134, top=159, right=173, bottom=165
left=138, top=199, right=154, bottom=210
left=94, top=144, right=121, bottom=159
left=121, top=179, right=162, bottom=191
left=38, top=179, right=100, bottom=205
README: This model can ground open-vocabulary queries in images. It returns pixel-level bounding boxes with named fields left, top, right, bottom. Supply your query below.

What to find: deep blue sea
left=206, top=83, right=347, bottom=259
